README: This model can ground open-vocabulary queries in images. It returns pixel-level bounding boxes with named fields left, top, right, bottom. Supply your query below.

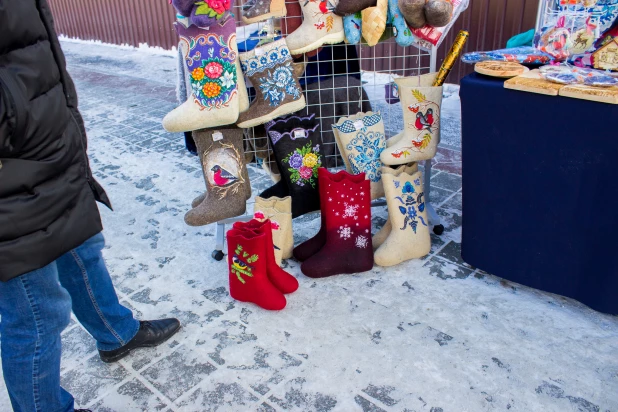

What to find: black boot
left=260, top=113, right=323, bottom=218
left=99, top=319, right=181, bottom=363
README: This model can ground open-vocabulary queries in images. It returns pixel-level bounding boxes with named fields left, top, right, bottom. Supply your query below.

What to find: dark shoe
left=99, top=319, right=181, bottom=363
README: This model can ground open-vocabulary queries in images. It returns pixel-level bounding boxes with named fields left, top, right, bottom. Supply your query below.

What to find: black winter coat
left=0, top=0, right=111, bottom=281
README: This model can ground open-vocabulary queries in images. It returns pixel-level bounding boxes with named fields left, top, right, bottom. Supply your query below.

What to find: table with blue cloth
left=460, top=72, right=618, bottom=315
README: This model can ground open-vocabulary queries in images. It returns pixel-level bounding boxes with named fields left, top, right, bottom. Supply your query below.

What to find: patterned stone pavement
left=0, top=41, right=617, bottom=412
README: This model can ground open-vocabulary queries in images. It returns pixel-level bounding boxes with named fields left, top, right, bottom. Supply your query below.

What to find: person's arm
left=0, top=68, right=27, bottom=153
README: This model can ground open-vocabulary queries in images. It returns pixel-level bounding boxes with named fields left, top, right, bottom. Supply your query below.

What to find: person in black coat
left=0, top=2, right=180, bottom=410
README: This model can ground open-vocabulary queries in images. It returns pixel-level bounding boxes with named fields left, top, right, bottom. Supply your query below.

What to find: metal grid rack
left=210, top=0, right=442, bottom=260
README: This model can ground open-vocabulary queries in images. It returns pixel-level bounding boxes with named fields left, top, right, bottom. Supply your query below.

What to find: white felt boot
left=332, top=112, right=387, bottom=200
left=381, top=73, right=442, bottom=166
left=374, top=165, right=430, bottom=266
left=286, top=0, right=345, bottom=55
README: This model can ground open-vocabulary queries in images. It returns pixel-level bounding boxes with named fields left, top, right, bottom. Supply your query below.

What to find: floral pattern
left=240, top=44, right=291, bottom=77
left=195, top=0, right=232, bottom=20
left=345, top=130, right=386, bottom=183
left=191, top=56, right=236, bottom=107
left=283, top=143, right=322, bottom=187
left=395, top=180, right=427, bottom=234
left=259, top=64, right=301, bottom=107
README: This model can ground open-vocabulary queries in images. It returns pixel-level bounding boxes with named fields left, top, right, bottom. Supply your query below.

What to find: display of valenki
left=253, top=196, right=293, bottom=264
left=163, top=16, right=240, bottom=133
left=185, top=128, right=248, bottom=226
left=237, top=39, right=306, bottom=128
left=242, top=0, right=287, bottom=24
left=226, top=228, right=287, bottom=310
left=381, top=73, right=442, bottom=165
left=332, top=112, right=386, bottom=200
left=285, top=0, right=345, bottom=55
left=374, top=165, right=430, bottom=266
left=301, top=169, right=374, bottom=277
left=259, top=113, right=323, bottom=218
left=362, top=0, right=388, bottom=46
left=372, top=163, right=418, bottom=250
left=232, top=219, right=299, bottom=294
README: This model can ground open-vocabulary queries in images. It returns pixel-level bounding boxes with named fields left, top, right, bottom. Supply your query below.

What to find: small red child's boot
left=226, top=229, right=287, bottom=310
left=301, top=169, right=374, bottom=278
left=233, top=219, right=299, bottom=294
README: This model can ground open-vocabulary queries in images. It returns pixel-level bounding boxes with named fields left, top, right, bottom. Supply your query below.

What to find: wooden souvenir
left=474, top=61, right=529, bottom=78
left=503, top=69, right=563, bottom=96
left=559, top=84, right=618, bottom=104
left=593, top=38, right=618, bottom=71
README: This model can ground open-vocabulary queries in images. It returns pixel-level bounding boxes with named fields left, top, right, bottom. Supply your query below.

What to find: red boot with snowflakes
left=301, top=168, right=374, bottom=278
left=227, top=229, right=287, bottom=310
left=233, top=219, right=299, bottom=294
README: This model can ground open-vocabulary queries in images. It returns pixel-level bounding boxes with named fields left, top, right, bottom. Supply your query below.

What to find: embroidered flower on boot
left=283, top=143, right=322, bottom=188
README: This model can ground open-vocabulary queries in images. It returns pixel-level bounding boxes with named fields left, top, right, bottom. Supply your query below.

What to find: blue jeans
left=0, top=233, right=140, bottom=412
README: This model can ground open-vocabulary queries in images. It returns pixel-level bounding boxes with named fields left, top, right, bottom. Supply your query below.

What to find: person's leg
left=56, top=233, right=140, bottom=352
left=0, top=263, right=74, bottom=412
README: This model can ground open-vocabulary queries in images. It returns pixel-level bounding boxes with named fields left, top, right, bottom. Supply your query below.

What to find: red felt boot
left=233, top=219, right=299, bottom=294
left=226, top=229, right=287, bottom=310
left=301, top=169, right=374, bottom=278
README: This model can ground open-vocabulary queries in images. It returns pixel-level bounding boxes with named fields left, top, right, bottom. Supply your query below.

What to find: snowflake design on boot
left=355, top=235, right=368, bottom=249
left=338, top=225, right=352, bottom=240
left=343, top=202, right=359, bottom=219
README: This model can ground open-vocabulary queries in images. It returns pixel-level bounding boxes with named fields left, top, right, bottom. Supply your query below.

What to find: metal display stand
left=211, top=1, right=443, bottom=260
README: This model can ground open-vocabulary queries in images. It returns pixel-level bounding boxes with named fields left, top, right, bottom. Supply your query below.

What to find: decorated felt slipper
left=242, top=0, right=287, bottom=24
left=254, top=196, right=294, bottom=263
left=343, top=13, right=362, bottom=44
left=285, top=0, right=345, bottom=55
left=332, top=112, right=387, bottom=200
left=387, top=0, right=415, bottom=47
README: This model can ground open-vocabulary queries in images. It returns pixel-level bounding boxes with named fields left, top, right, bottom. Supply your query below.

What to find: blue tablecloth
left=460, top=72, right=618, bottom=314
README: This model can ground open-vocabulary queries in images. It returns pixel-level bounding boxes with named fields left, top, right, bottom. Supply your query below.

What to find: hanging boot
left=374, top=165, right=430, bottom=266
left=371, top=162, right=417, bottom=250
left=381, top=73, right=442, bottom=166
left=237, top=39, right=306, bottom=129
left=387, top=0, right=415, bottom=47
left=242, top=0, right=287, bottom=24
left=253, top=196, right=294, bottom=263
left=227, top=229, right=287, bottom=310
left=260, top=113, right=324, bottom=218
left=335, top=0, right=377, bottom=16
left=185, top=128, right=248, bottom=226
left=301, top=168, right=374, bottom=278
left=163, top=16, right=240, bottom=132
left=343, top=13, right=363, bottom=44
left=332, top=112, right=387, bottom=200
left=285, top=0, right=346, bottom=55
left=233, top=219, right=298, bottom=293
left=361, top=0, right=388, bottom=46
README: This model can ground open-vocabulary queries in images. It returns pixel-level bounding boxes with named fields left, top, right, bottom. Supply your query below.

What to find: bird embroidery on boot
left=211, top=165, right=238, bottom=187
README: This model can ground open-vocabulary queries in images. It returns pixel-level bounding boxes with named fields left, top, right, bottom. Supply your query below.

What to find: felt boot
left=190, top=0, right=234, bottom=27
left=387, top=0, right=415, bottom=47
left=374, top=166, right=430, bottom=266
left=361, top=0, right=388, bottom=46
left=335, top=0, right=377, bottom=16
left=301, top=169, right=374, bottom=278
left=371, top=162, right=417, bottom=250
left=285, top=0, right=345, bottom=55
left=254, top=196, right=294, bottom=263
left=237, top=40, right=306, bottom=128
left=227, top=229, right=287, bottom=310
left=185, top=128, right=248, bottom=226
left=261, top=113, right=324, bottom=218
left=332, top=112, right=387, bottom=200
left=381, top=74, right=442, bottom=166
left=163, top=17, right=240, bottom=132
left=343, top=13, right=363, bottom=44
left=398, top=0, right=426, bottom=28
left=242, top=0, right=287, bottom=24
left=233, top=219, right=299, bottom=293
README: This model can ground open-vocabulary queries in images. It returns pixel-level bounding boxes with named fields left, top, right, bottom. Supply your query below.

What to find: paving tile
left=436, top=241, right=473, bottom=269
left=175, top=379, right=259, bottom=411
left=268, top=377, right=338, bottom=411
left=428, top=187, right=454, bottom=206
left=422, top=256, right=474, bottom=280
left=90, top=378, right=168, bottom=411
left=61, top=355, right=130, bottom=406
left=60, top=326, right=98, bottom=373
left=431, top=172, right=462, bottom=192
left=441, top=192, right=462, bottom=211
left=141, top=344, right=217, bottom=401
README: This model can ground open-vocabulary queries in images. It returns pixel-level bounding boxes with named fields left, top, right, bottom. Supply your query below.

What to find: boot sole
left=99, top=323, right=182, bottom=364
left=241, top=8, right=287, bottom=24
left=288, top=31, right=346, bottom=56
left=237, top=95, right=307, bottom=129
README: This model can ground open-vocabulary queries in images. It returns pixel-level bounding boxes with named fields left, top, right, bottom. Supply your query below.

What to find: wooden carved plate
left=474, top=61, right=530, bottom=78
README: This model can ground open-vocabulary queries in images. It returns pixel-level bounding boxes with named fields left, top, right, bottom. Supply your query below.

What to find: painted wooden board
left=503, top=69, right=563, bottom=96
left=559, top=84, right=618, bottom=104
left=475, top=61, right=529, bottom=78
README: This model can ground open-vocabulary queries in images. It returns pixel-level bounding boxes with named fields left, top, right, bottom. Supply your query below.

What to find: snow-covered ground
left=0, top=40, right=617, bottom=412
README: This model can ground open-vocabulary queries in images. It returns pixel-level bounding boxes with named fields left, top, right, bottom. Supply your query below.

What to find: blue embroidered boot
left=343, top=12, right=362, bottom=44
left=237, top=39, right=306, bottom=129
left=332, top=112, right=387, bottom=200
left=387, top=0, right=415, bottom=47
